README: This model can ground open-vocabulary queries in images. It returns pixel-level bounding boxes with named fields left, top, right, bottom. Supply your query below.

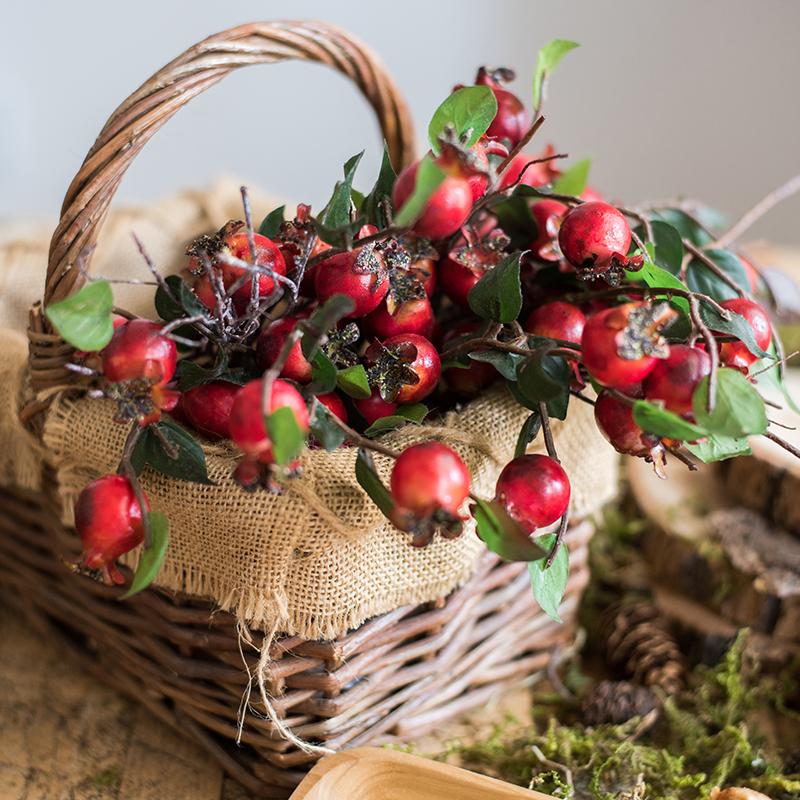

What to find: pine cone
left=581, top=679, right=659, bottom=725
left=603, top=601, right=686, bottom=694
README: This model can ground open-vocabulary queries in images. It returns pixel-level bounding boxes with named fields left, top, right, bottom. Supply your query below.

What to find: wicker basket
left=0, top=21, right=604, bottom=799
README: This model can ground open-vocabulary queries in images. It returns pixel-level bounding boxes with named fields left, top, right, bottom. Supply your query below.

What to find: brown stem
left=261, top=328, right=304, bottom=418
left=712, top=173, right=800, bottom=250
left=315, top=398, right=401, bottom=459
left=537, top=401, right=568, bottom=567
left=618, top=207, right=654, bottom=244
left=561, top=283, right=731, bottom=318
left=303, top=226, right=409, bottom=272
left=495, top=115, right=547, bottom=176
left=117, top=424, right=151, bottom=548
left=764, top=429, right=800, bottom=460
left=688, top=294, right=718, bottom=412
left=111, top=306, right=138, bottom=321
left=683, top=239, right=746, bottom=297
left=441, top=336, right=581, bottom=363
left=666, top=445, right=699, bottom=472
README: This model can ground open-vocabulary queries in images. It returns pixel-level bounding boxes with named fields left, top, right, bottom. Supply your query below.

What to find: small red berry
left=390, top=442, right=470, bottom=543
left=717, top=297, right=772, bottom=371
left=581, top=303, right=676, bottom=389
left=494, top=454, right=570, bottom=534
left=192, top=273, right=218, bottom=313
left=383, top=333, right=442, bottom=403
left=74, top=474, right=149, bottom=585
left=392, top=160, right=473, bottom=240
left=439, top=257, right=482, bottom=309
left=643, top=344, right=711, bottom=417
left=315, top=247, right=389, bottom=318
left=475, top=67, right=531, bottom=147
left=189, top=227, right=287, bottom=312
left=594, top=390, right=664, bottom=460
left=525, top=301, right=586, bottom=344
left=529, top=199, right=568, bottom=261
left=316, top=391, right=348, bottom=423
left=364, top=296, right=435, bottom=339
left=354, top=389, right=398, bottom=426
left=256, top=316, right=312, bottom=383
left=101, top=319, right=177, bottom=386
left=558, top=202, right=633, bottom=271
left=229, top=378, right=310, bottom=463
left=181, top=381, right=239, bottom=439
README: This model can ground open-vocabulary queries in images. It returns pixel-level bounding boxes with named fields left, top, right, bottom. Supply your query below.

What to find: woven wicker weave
left=1, top=21, right=606, bottom=799
left=0, top=483, right=593, bottom=797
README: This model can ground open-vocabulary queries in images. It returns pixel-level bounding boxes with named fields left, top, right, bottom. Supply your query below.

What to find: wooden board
left=289, top=748, right=547, bottom=800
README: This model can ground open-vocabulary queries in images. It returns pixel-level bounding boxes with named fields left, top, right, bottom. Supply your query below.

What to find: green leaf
left=686, top=249, right=749, bottom=302
left=528, top=533, right=569, bottom=623
left=131, top=418, right=214, bottom=484
left=301, top=294, right=356, bottom=359
left=337, top=364, right=372, bottom=399
left=468, top=253, right=522, bottom=323
left=310, top=401, right=348, bottom=451
left=355, top=448, right=394, bottom=519
left=625, top=246, right=689, bottom=315
left=155, top=274, right=208, bottom=323
left=394, top=155, right=447, bottom=228
left=258, top=205, right=286, bottom=238
left=487, top=195, right=539, bottom=249
left=700, top=304, right=770, bottom=359
left=632, top=400, right=706, bottom=440
left=650, top=208, right=714, bottom=247
left=692, top=369, right=768, bottom=438
left=473, top=498, right=547, bottom=562
left=687, top=435, right=751, bottom=463
left=647, top=219, right=684, bottom=275
left=266, top=406, right=306, bottom=467
left=45, top=280, right=115, bottom=351
left=468, top=349, right=523, bottom=381
left=514, top=412, right=542, bottom=459
left=309, top=350, right=338, bottom=395
left=516, top=347, right=572, bottom=403
left=532, top=39, right=580, bottom=110
left=120, top=512, right=170, bottom=599
left=551, top=158, right=590, bottom=197
left=428, top=86, right=498, bottom=153
left=363, top=143, right=397, bottom=229
left=363, top=403, right=428, bottom=436
left=320, top=152, right=364, bottom=229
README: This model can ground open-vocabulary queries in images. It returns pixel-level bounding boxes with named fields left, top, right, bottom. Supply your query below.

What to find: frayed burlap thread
left=40, top=383, right=619, bottom=641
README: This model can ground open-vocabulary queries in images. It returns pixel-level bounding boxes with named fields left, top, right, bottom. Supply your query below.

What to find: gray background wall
left=3, top=0, right=799, bottom=243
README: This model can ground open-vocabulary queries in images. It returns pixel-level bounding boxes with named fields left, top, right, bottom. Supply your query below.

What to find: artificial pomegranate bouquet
left=46, top=40, right=796, bottom=618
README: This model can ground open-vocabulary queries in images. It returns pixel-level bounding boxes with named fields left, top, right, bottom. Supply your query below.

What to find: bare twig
left=712, top=172, right=800, bottom=249
left=688, top=294, right=718, bottom=412
left=764, top=429, right=800, bottom=460
left=666, top=445, right=699, bottom=471
left=132, top=233, right=175, bottom=298
left=314, top=398, right=401, bottom=459
left=117, top=424, right=151, bottom=547
left=496, top=115, right=547, bottom=176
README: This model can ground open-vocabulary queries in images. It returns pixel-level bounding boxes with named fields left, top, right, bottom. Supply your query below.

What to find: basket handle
left=28, top=20, right=416, bottom=396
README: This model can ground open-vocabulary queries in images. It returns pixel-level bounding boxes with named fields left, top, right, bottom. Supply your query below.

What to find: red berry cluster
left=59, top=53, right=784, bottom=609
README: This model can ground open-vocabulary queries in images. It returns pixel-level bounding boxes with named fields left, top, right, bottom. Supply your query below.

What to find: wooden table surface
left=0, top=605, right=252, bottom=800
left=0, top=604, right=533, bottom=800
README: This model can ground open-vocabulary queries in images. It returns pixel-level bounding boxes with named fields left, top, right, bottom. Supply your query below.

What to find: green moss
left=439, top=526, right=800, bottom=800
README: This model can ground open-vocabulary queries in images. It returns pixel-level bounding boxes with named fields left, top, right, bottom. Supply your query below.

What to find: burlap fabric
left=0, top=181, right=619, bottom=640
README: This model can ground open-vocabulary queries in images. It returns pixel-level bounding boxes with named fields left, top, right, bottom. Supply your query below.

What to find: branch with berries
left=44, top=39, right=800, bottom=620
